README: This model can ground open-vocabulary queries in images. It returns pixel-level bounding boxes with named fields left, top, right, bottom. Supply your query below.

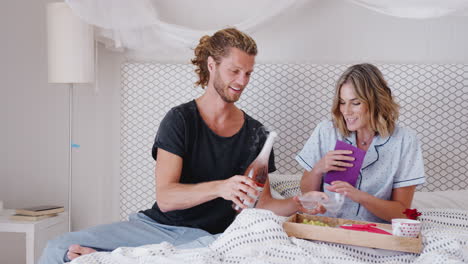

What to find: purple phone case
left=324, top=140, right=366, bottom=187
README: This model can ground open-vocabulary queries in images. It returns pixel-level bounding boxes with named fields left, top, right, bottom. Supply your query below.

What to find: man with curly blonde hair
left=39, top=27, right=313, bottom=264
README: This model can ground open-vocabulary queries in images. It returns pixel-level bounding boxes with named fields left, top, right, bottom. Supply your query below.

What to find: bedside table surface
left=0, top=209, right=69, bottom=264
left=0, top=209, right=68, bottom=232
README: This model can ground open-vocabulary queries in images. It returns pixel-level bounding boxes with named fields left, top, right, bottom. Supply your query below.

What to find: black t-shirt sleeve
left=152, top=108, right=186, bottom=160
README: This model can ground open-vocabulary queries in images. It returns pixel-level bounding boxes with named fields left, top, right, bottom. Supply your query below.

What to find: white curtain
left=66, top=0, right=307, bottom=55
left=65, top=0, right=468, bottom=56
left=347, top=0, right=468, bottom=19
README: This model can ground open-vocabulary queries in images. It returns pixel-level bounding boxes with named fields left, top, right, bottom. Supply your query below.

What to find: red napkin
left=340, top=224, right=392, bottom=235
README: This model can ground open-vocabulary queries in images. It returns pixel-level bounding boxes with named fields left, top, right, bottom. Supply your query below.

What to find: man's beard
left=213, top=70, right=239, bottom=103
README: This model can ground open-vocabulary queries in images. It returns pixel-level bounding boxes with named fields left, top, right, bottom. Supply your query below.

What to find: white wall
left=1, top=1, right=67, bottom=263
left=255, top=0, right=468, bottom=64
left=1, top=0, right=467, bottom=263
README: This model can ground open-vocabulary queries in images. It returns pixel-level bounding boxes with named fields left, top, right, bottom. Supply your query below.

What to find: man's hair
left=331, top=63, right=400, bottom=137
left=191, top=27, right=257, bottom=88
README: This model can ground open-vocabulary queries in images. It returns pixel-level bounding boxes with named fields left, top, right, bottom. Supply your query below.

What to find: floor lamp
left=47, top=2, right=95, bottom=232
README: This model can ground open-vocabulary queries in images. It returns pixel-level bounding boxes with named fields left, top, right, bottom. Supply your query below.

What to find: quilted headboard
left=119, top=63, right=468, bottom=220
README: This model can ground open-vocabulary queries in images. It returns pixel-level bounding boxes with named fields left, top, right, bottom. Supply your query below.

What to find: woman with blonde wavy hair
left=296, top=63, right=425, bottom=223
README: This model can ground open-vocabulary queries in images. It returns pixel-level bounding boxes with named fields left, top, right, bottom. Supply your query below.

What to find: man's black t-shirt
left=142, top=100, right=276, bottom=234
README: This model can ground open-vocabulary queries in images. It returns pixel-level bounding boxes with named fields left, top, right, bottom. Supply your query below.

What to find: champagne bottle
left=233, top=131, right=277, bottom=212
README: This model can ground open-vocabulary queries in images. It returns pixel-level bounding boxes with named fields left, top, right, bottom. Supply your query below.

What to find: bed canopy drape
left=66, top=0, right=468, bottom=57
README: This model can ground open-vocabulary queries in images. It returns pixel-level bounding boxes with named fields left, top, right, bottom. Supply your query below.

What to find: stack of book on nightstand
left=10, top=205, right=65, bottom=221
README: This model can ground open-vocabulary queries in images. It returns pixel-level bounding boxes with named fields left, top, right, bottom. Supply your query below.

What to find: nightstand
left=0, top=209, right=68, bottom=264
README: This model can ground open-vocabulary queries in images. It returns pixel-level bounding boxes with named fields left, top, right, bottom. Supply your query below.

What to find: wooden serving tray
left=283, top=213, right=422, bottom=253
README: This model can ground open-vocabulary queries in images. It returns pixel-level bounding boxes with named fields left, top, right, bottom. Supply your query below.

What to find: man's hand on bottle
left=220, top=176, right=260, bottom=208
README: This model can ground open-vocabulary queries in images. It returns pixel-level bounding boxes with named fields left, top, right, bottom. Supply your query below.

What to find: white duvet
left=71, top=208, right=468, bottom=264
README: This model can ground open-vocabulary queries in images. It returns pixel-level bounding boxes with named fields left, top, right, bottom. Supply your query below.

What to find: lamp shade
left=47, top=2, right=94, bottom=83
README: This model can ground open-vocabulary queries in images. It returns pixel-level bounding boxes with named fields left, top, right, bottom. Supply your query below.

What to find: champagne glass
left=298, top=192, right=344, bottom=227
left=321, top=192, right=345, bottom=226
left=298, top=192, right=326, bottom=211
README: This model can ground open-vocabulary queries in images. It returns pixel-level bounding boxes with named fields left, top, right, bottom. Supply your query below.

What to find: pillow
left=269, top=174, right=301, bottom=199
left=412, top=190, right=468, bottom=210
left=270, top=174, right=468, bottom=211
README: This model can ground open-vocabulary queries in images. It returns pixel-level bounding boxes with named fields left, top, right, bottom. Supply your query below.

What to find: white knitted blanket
left=71, top=208, right=468, bottom=264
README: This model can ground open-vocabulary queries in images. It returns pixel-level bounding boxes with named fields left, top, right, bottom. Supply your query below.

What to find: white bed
left=85, top=62, right=468, bottom=264
left=71, top=177, right=468, bottom=263
left=71, top=207, right=468, bottom=264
